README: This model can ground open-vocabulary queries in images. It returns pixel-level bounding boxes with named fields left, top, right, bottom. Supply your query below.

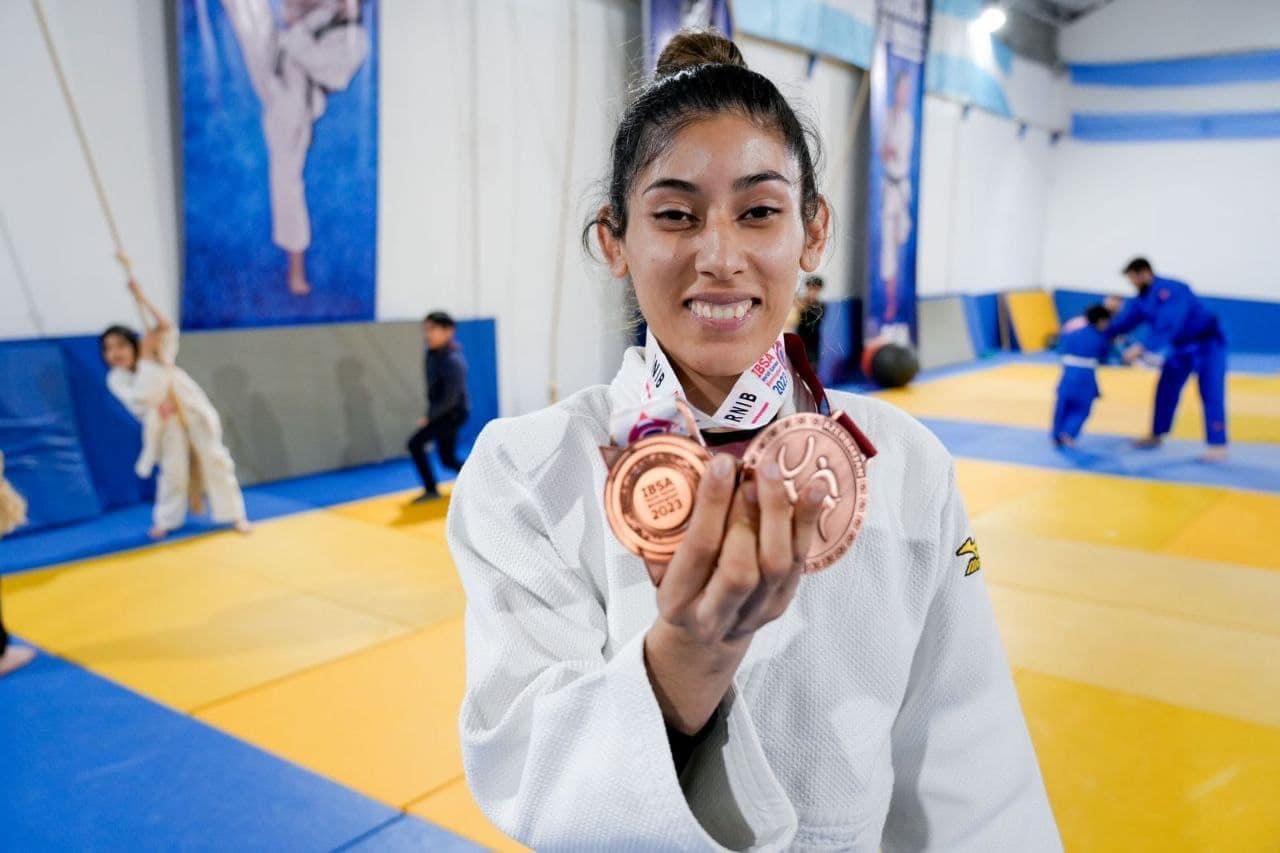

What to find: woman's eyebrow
left=642, top=177, right=699, bottom=195
left=642, top=171, right=791, bottom=195
left=733, top=170, right=790, bottom=191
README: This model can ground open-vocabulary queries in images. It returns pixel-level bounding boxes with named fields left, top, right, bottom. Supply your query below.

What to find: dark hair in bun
left=587, top=29, right=822, bottom=248
left=654, top=29, right=746, bottom=77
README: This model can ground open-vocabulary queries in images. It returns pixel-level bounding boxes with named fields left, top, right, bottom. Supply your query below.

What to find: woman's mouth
left=685, top=297, right=760, bottom=331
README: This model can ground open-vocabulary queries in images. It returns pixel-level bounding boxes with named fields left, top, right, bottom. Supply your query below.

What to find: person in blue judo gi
left=1105, top=257, right=1229, bottom=462
left=1053, top=304, right=1112, bottom=447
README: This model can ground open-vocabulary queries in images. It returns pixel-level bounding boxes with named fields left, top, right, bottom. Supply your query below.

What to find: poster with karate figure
left=178, top=0, right=377, bottom=329
left=865, top=0, right=928, bottom=348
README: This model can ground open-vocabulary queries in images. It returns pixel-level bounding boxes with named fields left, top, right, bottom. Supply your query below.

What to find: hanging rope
left=546, top=0, right=580, bottom=404
left=0, top=207, right=46, bottom=336
left=30, top=0, right=144, bottom=325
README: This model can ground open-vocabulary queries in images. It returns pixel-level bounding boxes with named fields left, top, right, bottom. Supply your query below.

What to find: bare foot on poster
left=288, top=251, right=312, bottom=296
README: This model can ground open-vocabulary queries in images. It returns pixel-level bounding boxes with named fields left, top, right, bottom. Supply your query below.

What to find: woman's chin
left=676, top=339, right=769, bottom=381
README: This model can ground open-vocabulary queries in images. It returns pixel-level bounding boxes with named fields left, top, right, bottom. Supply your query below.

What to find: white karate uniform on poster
left=879, top=104, right=914, bottom=285
left=220, top=0, right=369, bottom=253
left=107, top=329, right=245, bottom=532
left=448, top=344, right=1061, bottom=852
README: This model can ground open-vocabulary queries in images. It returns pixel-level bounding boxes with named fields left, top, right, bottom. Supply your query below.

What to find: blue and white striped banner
left=1069, top=49, right=1280, bottom=142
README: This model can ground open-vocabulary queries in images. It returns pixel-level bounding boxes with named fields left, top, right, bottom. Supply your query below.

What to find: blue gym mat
left=921, top=417, right=1280, bottom=494
left=0, top=644, right=474, bottom=852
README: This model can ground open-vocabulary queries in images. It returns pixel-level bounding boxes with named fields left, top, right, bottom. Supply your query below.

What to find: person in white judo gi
left=220, top=0, right=369, bottom=296
left=448, top=31, right=1060, bottom=852
left=878, top=71, right=915, bottom=326
left=102, top=260, right=251, bottom=540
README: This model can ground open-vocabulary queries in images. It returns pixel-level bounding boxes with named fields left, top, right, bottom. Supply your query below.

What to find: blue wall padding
left=454, top=318, right=499, bottom=452
left=52, top=335, right=153, bottom=510
left=0, top=341, right=100, bottom=531
left=967, top=293, right=1003, bottom=354
left=1054, top=288, right=1280, bottom=354
left=0, top=318, right=500, bottom=539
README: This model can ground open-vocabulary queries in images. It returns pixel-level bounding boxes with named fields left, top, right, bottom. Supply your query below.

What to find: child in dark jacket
left=407, top=312, right=470, bottom=500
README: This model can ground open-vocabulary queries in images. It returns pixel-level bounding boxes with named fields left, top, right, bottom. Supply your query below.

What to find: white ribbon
left=608, top=329, right=794, bottom=446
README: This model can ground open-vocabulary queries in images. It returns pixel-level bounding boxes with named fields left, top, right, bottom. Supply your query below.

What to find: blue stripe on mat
left=1, top=453, right=464, bottom=575
left=0, top=645, right=471, bottom=852
left=922, top=417, right=1280, bottom=493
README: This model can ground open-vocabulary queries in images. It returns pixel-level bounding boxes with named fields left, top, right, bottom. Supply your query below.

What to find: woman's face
left=601, top=113, right=828, bottom=385
left=102, top=334, right=137, bottom=371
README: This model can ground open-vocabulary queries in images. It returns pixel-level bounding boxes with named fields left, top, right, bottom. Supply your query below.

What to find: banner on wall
left=644, top=0, right=733, bottom=71
left=178, top=0, right=378, bottom=330
left=865, top=0, right=929, bottom=348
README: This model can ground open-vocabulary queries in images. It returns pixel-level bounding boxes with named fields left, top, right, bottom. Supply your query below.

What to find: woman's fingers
left=655, top=453, right=737, bottom=616
left=755, top=463, right=795, bottom=591
left=694, top=484, right=759, bottom=638
left=730, top=480, right=825, bottom=637
left=790, top=480, right=826, bottom=565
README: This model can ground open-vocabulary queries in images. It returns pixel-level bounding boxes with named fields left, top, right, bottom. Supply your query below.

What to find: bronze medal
left=602, top=434, right=711, bottom=564
left=741, top=412, right=870, bottom=573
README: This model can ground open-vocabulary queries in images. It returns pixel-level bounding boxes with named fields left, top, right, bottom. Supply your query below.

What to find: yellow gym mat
left=198, top=617, right=468, bottom=807
left=1017, top=669, right=1280, bottom=852
left=8, top=450, right=1280, bottom=852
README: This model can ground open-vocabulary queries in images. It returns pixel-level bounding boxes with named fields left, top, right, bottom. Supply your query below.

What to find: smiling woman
left=449, top=29, right=1061, bottom=853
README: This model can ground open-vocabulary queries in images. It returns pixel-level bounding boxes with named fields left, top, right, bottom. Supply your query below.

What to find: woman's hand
left=643, top=453, right=825, bottom=734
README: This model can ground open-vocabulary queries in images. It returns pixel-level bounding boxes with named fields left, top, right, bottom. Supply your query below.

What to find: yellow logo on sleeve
left=956, top=537, right=981, bottom=576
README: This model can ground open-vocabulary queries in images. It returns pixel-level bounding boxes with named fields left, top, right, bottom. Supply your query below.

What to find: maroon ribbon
left=783, top=333, right=878, bottom=460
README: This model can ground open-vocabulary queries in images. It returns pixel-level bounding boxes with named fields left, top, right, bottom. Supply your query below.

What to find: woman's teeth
left=689, top=299, right=752, bottom=321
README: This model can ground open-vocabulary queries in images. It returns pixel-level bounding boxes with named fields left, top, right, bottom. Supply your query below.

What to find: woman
left=102, top=267, right=251, bottom=540
left=449, top=32, right=1059, bottom=852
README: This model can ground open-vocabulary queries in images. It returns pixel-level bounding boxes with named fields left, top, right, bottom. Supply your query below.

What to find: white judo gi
left=879, top=105, right=914, bottom=285
left=221, top=0, right=370, bottom=253
left=107, top=329, right=246, bottom=533
left=449, top=345, right=1061, bottom=852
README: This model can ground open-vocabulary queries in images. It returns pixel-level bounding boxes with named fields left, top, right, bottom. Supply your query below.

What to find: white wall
left=1042, top=139, right=1280, bottom=301
left=1045, top=0, right=1280, bottom=303
left=916, top=96, right=1055, bottom=296
left=1059, top=0, right=1280, bottom=63
left=737, top=35, right=866, bottom=303
left=0, top=0, right=177, bottom=340
left=378, top=0, right=637, bottom=416
left=0, top=0, right=870, bottom=417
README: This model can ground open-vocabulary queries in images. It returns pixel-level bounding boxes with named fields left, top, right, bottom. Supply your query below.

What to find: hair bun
left=655, top=30, right=746, bottom=79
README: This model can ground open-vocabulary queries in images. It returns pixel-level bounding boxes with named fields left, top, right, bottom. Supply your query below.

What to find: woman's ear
left=799, top=196, right=831, bottom=273
left=596, top=206, right=629, bottom=279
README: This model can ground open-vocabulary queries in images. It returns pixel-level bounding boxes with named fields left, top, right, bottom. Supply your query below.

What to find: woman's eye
left=743, top=206, right=781, bottom=220
left=654, top=210, right=694, bottom=223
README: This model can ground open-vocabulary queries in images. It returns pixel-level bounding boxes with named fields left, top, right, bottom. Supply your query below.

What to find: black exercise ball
left=869, top=343, right=919, bottom=388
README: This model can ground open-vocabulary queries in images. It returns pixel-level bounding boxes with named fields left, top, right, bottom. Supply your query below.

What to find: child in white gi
left=102, top=267, right=251, bottom=540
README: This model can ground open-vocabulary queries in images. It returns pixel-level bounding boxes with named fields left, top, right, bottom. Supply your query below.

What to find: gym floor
left=3, top=354, right=1279, bottom=852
